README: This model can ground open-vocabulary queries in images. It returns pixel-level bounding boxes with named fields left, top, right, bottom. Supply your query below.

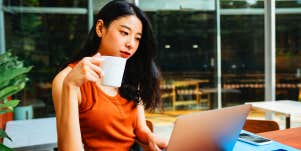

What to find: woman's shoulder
left=52, top=66, right=72, bottom=87
left=51, top=66, right=75, bottom=105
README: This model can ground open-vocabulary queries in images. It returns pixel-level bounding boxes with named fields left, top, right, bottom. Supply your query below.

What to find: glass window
left=4, top=0, right=301, bottom=119
left=142, top=1, right=217, bottom=111
left=221, top=14, right=265, bottom=103
left=220, top=0, right=265, bottom=105
left=4, top=0, right=87, bottom=7
left=276, top=0, right=301, bottom=101
left=4, top=2, right=87, bottom=117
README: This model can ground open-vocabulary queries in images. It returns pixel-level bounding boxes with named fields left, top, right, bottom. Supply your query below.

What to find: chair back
left=243, top=119, right=280, bottom=133
left=146, top=120, right=154, bottom=132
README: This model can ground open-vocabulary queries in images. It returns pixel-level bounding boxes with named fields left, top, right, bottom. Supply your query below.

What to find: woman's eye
left=135, top=37, right=141, bottom=41
left=120, top=31, right=128, bottom=35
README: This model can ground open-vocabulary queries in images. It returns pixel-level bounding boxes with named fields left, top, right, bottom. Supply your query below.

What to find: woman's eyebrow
left=120, top=25, right=142, bottom=36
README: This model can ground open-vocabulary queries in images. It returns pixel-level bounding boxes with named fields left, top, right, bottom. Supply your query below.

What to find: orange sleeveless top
left=69, top=64, right=138, bottom=151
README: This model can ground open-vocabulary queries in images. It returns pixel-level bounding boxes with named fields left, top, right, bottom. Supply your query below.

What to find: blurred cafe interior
left=2, top=0, right=301, bottom=113
left=0, top=0, right=301, bottom=149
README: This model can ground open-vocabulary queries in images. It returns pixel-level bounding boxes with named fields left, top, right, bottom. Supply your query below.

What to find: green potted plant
left=0, top=51, right=32, bottom=151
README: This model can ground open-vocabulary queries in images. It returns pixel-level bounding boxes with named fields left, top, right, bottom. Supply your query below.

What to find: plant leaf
left=0, top=109, right=13, bottom=114
left=0, top=144, right=13, bottom=151
left=0, top=66, right=32, bottom=85
left=0, top=84, right=25, bottom=100
left=0, top=75, right=28, bottom=91
left=0, top=100, right=20, bottom=108
left=0, top=129, right=12, bottom=141
left=0, top=52, right=12, bottom=66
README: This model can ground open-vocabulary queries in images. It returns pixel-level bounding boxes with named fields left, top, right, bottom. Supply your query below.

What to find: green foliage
left=0, top=143, right=12, bottom=151
left=0, top=52, right=32, bottom=101
left=0, top=51, right=32, bottom=150
left=0, top=100, right=20, bottom=114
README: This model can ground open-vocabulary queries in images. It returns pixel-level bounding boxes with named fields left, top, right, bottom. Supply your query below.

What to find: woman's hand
left=135, top=105, right=168, bottom=151
left=147, top=132, right=168, bottom=151
left=64, top=53, right=103, bottom=87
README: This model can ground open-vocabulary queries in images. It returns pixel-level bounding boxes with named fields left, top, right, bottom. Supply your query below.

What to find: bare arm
left=135, top=105, right=168, bottom=151
left=135, top=105, right=152, bottom=144
left=52, top=67, right=83, bottom=151
left=52, top=53, right=103, bottom=150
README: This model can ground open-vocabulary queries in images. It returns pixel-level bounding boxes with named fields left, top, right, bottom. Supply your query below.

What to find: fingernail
left=93, top=52, right=100, bottom=57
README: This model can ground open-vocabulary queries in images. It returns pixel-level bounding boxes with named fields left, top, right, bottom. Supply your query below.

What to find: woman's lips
left=120, top=51, right=131, bottom=58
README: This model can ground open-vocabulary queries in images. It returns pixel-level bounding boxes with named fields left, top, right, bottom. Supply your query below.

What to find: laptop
left=166, top=104, right=251, bottom=151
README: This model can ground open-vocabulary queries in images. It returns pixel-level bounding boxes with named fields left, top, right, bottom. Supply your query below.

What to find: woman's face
left=97, top=15, right=143, bottom=59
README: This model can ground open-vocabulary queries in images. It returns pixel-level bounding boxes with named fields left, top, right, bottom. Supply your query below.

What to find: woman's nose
left=125, top=37, right=135, bottom=49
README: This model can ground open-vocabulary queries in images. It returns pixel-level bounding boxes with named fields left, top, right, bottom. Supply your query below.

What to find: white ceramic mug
left=100, top=56, right=126, bottom=87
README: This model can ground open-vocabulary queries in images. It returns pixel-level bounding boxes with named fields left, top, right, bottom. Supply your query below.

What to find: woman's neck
left=96, top=82, right=118, bottom=97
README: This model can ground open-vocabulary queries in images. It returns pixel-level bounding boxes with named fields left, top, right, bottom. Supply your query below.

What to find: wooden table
left=259, top=127, right=301, bottom=150
left=246, top=100, right=301, bottom=128
left=198, top=88, right=240, bottom=109
left=160, top=79, right=210, bottom=110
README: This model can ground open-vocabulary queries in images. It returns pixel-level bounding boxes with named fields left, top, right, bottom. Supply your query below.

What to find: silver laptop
left=166, top=104, right=251, bottom=151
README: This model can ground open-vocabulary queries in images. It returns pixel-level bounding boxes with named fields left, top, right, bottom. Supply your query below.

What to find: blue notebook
left=233, top=130, right=300, bottom=151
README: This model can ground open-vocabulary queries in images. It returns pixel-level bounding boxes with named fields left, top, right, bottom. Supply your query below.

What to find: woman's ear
left=96, top=19, right=105, bottom=38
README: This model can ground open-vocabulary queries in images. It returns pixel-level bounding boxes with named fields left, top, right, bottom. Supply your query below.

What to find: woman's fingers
left=90, top=55, right=103, bottom=66
left=69, top=53, right=106, bottom=85
left=81, top=55, right=103, bottom=76
left=154, top=145, right=161, bottom=151
left=88, top=58, right=104, bottom=77
left=156, top=138, right=168, bottom=149
left=150, top=144, right=161, bottom=151
left=92, top=52, right=101, bottom=57
left=86, top=68, right=101, bottom=82
left=90, top=53, right=105, bottom=77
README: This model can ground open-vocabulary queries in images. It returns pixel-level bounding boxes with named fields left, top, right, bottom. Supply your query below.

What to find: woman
left=52, top=1, right=167, bottom=151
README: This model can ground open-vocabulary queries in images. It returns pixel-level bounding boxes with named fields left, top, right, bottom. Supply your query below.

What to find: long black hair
left=68, top=0, right=161, bottom=111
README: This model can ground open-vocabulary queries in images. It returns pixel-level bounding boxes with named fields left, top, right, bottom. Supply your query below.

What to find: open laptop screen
left=167, top=104, right=251, bottom=151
